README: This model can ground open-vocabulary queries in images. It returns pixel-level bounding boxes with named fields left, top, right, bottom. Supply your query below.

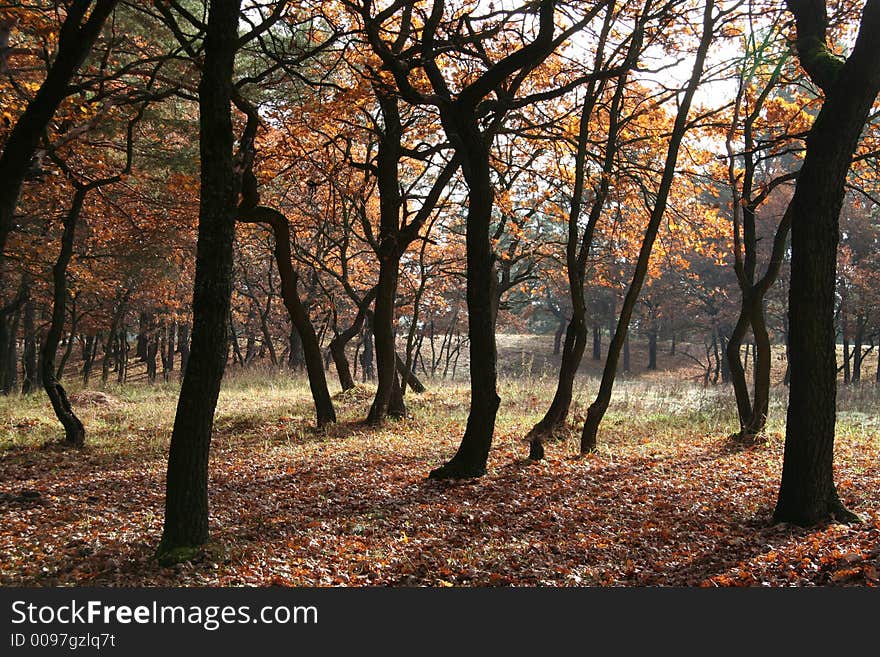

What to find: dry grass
left=0, top=336, right=878, bottom=587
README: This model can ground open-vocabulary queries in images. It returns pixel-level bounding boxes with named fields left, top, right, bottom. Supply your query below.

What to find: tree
left=159, top=0, right=241, bottom=562
left=773, top=0, right=880, bottom=526
left=580, top=0, right=718, bottom=452
left=0, top=0, right=117, bottom=267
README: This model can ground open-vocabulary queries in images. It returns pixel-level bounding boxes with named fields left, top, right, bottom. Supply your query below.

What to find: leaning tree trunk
left=238, top=208, right=336, bottom=427
left=580, top=0, right=714, bottom=452
left=0, top=0, right=117, bottom=271
left=159, top=0, right=241, bottom=561
left=526, top=22, right=630, bottom=459
left=528, top=318, right=587, bottom=459
left=774, top=0, right=880, bottom=526
left=41, top=189, right=87, bottom=446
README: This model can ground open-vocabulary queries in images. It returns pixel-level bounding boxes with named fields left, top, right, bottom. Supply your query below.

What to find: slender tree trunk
left=525, top=10, right=630, bottom=458
left=0, top=0, right=117, bottom=274
left=1, top=307, right=20, bottom=394
left=177, top=322, right=190, bottom=376
left=647, top=327, right=658, bottom=370
left=852, top=317, right=864, bottom=384
left=159, top=0, right=242, bottom=560
left=166, top=321, right=175, bottom=377
left=553, top=317, right=565, bottom=355
left=592, top=322, right=601, bottom=360
left=41, top=188, right=87, bottom=446
left=21, top=286, right=37, bottom=394
left=580, top=1, right=714, bottom=452
left=82, top=332, right=98, bottom=386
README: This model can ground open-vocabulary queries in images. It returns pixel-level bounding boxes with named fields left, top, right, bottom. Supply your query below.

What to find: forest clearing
left=2, top=336, right=878, bottom=587
left=2, top=0, right=880, bottom=599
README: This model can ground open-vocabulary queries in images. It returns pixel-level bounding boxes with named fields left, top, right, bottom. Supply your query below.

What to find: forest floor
left=1, top=337, right=879, bottom=587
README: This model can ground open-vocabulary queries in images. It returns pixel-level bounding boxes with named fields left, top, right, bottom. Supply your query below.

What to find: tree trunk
left=553, top=317, right=565, bottom=355
left=1, top=307, right=20, bottom=394
left=0, top=0, right=117, bottom=273
left=22, top=288, right=37, bottom=394
left=165, top=321, right=175, bottom=378
left=177, top=322, right=190, bottom=376
left=774, top=0, right=880, bottom=526
left=368, top=256, right=401, bottom=423
left=580, top=1, right=714, bottom=452
left=41, top=188, right=87, bottom=446
left=237, top=206, right=336, bottom=427
left=592, top=322, right=601, bottom=360
left=528, top=317, right=587, bottom=459
left=82, top=332, right=98, bottom=386
left=852, top=317, right=864, bottom=384
left=430, top=112, right=498, bottom=479
left=647, top=327, right=658, bottom=370
left=159, top=0, right=242, bottom=561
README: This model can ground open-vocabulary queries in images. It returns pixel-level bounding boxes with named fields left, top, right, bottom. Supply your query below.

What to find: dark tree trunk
left=101, top=293, right=128, bottom=385
left=528, top=318, right=587, bottom=459
left=366, top=91, right=405, bottom=425
left=136, top=311, right=149, bottom=361
left=159, top=0, right=242, bottom=561
left=165, top=322, right=175, bottom=378
left=0, top=279, right=25, bottom=394
left=553, top=317, right=565, bottom=355
left=146, top=329, right=159, bottom=382
left=82, top=332, right=98, bottom=386
left=22, top=283, right=37, bottom=394
left=580, top=1, right=714, bottom=452
left=395, top=351, right=426, bottom=394
left=360, top=321, right=375, bottom=381
left=287, top=326, right=303, bottom=370
left=773, top=0, right=880, bottom=526
left=0, top=0, right=117, bottom=275
left=56, top=296, right=78, bottom=381
left=258, top=297, right=277, bottom=367
left=526, top=7, right=630, bottom=459
left=592, top=323, right=601, bottom=361
left=228, top=311, right=244, bottom=367
left=430, top=110, right=499, bottom=479
left=647, top=328, right=658, bottom=370
left=41, top=188, right=87, bottom=446
left=852, top=317, right=864, bottom=384
left=368, top=257, right=401, bottom=423
left=116, top=328, right=128, bottom=383
left=236, top=207, right=336, bottom=427
left=1, top=306, right=20, bottom=394
left=177, top=322, right=190, bottom=376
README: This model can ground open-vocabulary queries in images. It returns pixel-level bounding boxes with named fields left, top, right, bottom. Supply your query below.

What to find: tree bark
left=238, top=207, right=336, bottom=427
left=41, top=188, right=87, bottom=446
left=0, top=0, right=117, bottom=272
left=774, top=0, right=880, bottom=526
left=527, top=8, right=627, bottom=458
left=430, top=110, right=499, bottom=478
left=159, top=0, right=241, bottom=560
left=580, top=0, right=714, bottom=452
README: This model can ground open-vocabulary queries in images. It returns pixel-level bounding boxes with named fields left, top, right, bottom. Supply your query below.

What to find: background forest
left=1, top=0, right=878, bottom=586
